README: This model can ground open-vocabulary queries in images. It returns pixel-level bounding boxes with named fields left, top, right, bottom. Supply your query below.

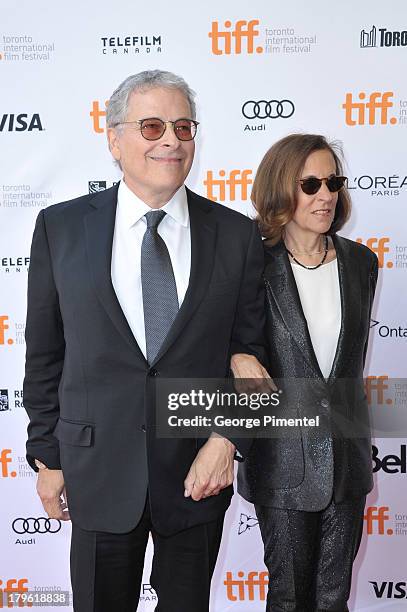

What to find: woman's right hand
left=230, top=353, right=277, bottom=393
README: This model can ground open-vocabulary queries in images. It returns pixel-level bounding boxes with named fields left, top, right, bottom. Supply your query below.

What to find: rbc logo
left=208, top=20, right=263, bottom=55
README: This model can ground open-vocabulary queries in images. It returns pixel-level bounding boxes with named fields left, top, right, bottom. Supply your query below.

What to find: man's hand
left=231, top=353, right=276, bottom=393
left=37, top=469, right=70, bottom=521
left=184, top=434, right=235, bottom=501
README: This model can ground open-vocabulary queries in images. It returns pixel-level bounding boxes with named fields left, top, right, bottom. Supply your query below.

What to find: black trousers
left=70, top=499, right=225, bottom=612
left=255, top=496, right=366, bottom=612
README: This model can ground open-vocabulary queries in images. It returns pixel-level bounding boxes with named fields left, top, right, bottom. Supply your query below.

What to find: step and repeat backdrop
left=1, top=1, right=406, bottom=610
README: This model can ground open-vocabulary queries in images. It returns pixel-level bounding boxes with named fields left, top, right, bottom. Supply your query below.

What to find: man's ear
left=107, top=127, right=121, bottom=161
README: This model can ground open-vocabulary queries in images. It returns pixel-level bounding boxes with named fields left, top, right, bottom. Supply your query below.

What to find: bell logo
left=365, top=375, right=392, bottom=405
left=355, top=237, right=392, bottom=268
left=342, top=92, right=396, bottom=126
left=209, top=20, right=263, bottom=55
left=0, top=316, right=14, bottom=346
left=224, top=571, right=268, bottom=601
left=364, top=506, right=393, bottom=535
left=0, top=449, right=17, bottom=478
left=204, top=170, right=253, bottom=202
left=90, top=100, right=109, bottom=133
left=0, top=578, right=29, bottom=608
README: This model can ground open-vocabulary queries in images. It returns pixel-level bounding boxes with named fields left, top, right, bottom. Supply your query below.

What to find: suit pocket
left=53, top=418, right=93, bottom=447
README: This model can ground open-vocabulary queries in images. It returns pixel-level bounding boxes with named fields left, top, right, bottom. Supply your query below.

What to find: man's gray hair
left=106, top=69, right=196, bottom=128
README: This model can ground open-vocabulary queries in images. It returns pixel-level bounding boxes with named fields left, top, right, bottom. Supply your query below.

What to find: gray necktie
left=141, top=210, right=179, bottom=364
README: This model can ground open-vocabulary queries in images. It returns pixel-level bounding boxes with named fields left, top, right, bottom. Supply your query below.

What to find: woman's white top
left=291, top=258, right=341, bottom=379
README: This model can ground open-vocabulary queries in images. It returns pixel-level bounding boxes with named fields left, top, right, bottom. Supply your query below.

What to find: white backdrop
left=1, top=1, right=406, bottom=610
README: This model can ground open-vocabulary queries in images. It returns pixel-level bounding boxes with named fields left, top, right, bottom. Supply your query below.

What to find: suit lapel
left=84, top=184, right=147, bottom=361
left=264, top=241, right=324, bottom=378
left=152, top=188, right=217, bottom=364
left=328, top=234, right=361, bottom=381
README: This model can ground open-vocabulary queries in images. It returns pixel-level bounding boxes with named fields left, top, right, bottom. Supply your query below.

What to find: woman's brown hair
left=252, top=133, right=351, bottom=244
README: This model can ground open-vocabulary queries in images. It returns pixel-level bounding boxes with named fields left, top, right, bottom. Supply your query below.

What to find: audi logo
left=242, top=99, right=295, bottom=119
left=12, top=517, right=62, bottom=534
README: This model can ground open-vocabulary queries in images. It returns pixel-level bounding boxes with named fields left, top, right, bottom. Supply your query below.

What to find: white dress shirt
left=291, top=259, right=341, bottom=379
left=111, top=180, right=191, bottom=358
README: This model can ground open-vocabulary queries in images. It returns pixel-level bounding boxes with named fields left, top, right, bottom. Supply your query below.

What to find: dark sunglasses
left=298, top=175, right=347, bottom=195
left=115, top=117, right=199, bottom=141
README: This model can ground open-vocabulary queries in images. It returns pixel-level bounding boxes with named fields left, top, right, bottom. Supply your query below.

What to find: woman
left=233, top=134, right=378, bottom=611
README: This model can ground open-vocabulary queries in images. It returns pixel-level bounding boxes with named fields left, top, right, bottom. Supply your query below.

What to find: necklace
left=285, top=236, right=329, bottom=270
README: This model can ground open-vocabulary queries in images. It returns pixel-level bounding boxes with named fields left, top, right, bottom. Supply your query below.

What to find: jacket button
left=320, top=398, right=330, bottom=408
left=148, top=368, right=158, bottom=377
left=141, top=424, right=146, bottom=432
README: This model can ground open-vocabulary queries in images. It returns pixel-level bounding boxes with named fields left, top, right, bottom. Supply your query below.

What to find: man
left=24, top=70, right=265, bottom=611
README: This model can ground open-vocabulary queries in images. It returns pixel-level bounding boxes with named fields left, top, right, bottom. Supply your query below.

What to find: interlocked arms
left=242, top=99, right=295, bottom=119
left=12, top=517, right=62, bottom=534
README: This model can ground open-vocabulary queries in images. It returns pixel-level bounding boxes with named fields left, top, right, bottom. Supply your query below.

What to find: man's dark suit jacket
left=238, top=235, right=379, bottom=511
left=24, top=184, right=265, bottom=535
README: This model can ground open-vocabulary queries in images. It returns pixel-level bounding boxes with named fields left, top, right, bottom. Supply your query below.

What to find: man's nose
left=160, top=122, right=180, bottom=147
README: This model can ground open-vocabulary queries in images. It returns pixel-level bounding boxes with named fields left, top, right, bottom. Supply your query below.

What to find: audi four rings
left=12, top=517, right=62, bottom=534
left=242, top=100, right=295, bottom=119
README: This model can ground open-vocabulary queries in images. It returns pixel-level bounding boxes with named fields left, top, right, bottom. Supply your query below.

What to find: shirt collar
left=117, top=180, right=189, bottom=229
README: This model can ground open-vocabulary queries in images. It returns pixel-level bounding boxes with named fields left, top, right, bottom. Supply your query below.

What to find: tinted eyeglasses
left=115, top=117, right=199, bottom=141
left=298, top=175, right=347, bottom=195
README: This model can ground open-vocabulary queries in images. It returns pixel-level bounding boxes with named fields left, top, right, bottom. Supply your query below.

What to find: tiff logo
left=0, top=316, right=14, bottom=346
left=90, top=100, right=108, bottom=133
left=364, top=506, right=393, bottom=535
left=0, top=579, right=29, bottom=608
left=204, top=169, right=253, bottom=202
left=208, top=20, right=263, bottom=55
left=224, top=571, right=268, bottom=601
left=355, top=237, right=392, bottom=268
left=365, top=376, right=392, bottom=405
left=0, top=449, right=17, bottom=478
left=342, top=92, right=396, bottom=126
left=361, top=26, right=377, bottom=48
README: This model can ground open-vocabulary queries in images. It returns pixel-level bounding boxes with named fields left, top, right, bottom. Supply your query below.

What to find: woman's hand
left=230, top=353, right=276, bottom=393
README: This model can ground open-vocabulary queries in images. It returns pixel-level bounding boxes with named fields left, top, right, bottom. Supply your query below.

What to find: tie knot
left=145, top=210, right=166, bottom=230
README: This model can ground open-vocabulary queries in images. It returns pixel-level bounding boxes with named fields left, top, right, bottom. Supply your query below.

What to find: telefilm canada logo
left=360, top=26, right=407, bottom=48
left=100, top=34, right=162, bottom=56
left=241, top=99, right=295, bottom=133
left=0, top=256, right=29, bottom=274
